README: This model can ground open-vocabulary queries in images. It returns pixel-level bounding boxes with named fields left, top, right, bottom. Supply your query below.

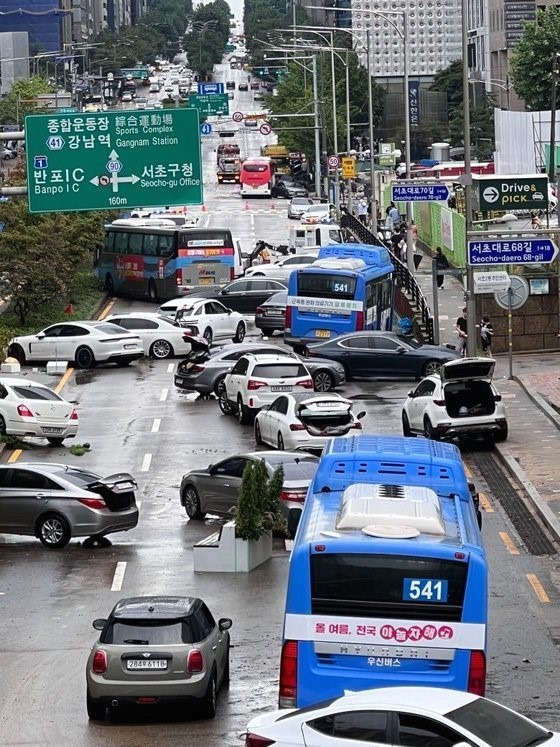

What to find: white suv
left=219, top=354, right=314, bottom=424
left=401, top=357, right=508, bottom=443
left=157, top=297, right=246, bottom=346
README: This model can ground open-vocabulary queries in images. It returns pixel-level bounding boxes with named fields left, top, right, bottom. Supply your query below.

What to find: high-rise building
left=0, top=1, right=69, bottom=52
left=0, top=31, right=30, bottom=95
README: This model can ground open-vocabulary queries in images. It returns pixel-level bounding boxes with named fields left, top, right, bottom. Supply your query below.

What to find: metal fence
left=340, top=211, right=435, bottom=344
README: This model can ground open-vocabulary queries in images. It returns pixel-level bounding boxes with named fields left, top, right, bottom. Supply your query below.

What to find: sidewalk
left=414, top=257, right=560, bottom=540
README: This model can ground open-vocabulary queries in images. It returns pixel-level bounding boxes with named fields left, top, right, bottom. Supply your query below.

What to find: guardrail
left=340, top=211, right=435, bottom=344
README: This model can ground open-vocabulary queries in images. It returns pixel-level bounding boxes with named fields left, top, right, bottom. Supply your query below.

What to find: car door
left=0, top=468, right=61, bottom=533
left=27, top=324, right=66, bottom=361
left=195, top=604, right=229, bottom=682
left=336, top=336, right=375, bottom=377
left=226, top=356, right=249, bottom=401
left=206, top=302, right=233, bottom=338
left=272, top=396, right=290, bottom=444
left=368, top=336, right=411, bottom=376
left=56, top=324, right=92, bottom=360
left=395, top=712, right=466, bottom=747
left=407, top=379, right=437, bottom=430
left=260, top=396, right=284, bottom=443
left=219, top=280, right=249, bottom=313
left=206, top=456, right=249, bottom=514
left=301, top=709, right=391, bottom=746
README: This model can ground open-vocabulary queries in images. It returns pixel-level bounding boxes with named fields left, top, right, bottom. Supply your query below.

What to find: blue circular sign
left=200, top=123, right=213, bottom=135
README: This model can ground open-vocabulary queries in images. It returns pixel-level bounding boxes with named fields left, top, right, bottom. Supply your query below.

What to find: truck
left=261, top=144, right=292, bottom=174
left=217, top=155, right=241, bottom=183
left=148, top=76, right=161, bottom=93
left=216, top=143, right=240, bottom=165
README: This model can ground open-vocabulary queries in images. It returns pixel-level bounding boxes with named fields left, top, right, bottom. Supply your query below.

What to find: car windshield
left=395, top=335, right=421, bottom=349
left=11, top=385, right=62, bottom=401
left=252, top=363, right=307, bottom=378
left=54, top=468, right=99, bottom=486
left=264, top=292, right=287, bottom=305
left=292, top=198, right=311, bottom=205
left=446, top=698, right=552, bottom=747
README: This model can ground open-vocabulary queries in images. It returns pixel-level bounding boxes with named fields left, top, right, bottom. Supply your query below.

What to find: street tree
left=183, top=0, right=231, bottom=77
left=509, top=6, right=560, bottom=110
left=0, top=77, right=53, bottom=127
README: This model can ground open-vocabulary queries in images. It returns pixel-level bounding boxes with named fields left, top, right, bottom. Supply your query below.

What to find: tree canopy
left=183, top=0, right=232, bottom=77
left=510, top=6, right=560, bottom=110
left=0, top=77, right=53, bottom=127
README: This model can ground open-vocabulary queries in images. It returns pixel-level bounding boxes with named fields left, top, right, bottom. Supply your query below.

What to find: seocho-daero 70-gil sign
left=25, top=108, right=203, bottom=213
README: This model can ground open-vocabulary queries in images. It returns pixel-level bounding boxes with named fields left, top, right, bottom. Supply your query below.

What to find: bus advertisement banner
left=287, top=295, right=363, bottom=313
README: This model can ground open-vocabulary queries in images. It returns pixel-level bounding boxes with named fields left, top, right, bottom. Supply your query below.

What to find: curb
left=513, top=375, right=560, bottom=431
left=493, top=443, right=560, bottom=546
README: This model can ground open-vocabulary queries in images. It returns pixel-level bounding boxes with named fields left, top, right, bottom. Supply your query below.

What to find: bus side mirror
left=357, top=411, right=366, bottom=419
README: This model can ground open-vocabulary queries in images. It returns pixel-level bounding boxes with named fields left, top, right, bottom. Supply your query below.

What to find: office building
left=0, top=32, right=30, bottom=95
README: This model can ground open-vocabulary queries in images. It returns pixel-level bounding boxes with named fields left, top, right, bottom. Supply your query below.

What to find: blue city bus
left=94, top=221, right=242, bottom=301
left=284, top=243, right=394, bottom=351
left=279, top=435, right=488, bottom=709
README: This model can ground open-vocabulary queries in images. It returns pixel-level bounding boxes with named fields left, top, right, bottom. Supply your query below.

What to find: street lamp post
left=462, top=0, right=476, bottom=357
left=192, top=20, right=218, bottom=79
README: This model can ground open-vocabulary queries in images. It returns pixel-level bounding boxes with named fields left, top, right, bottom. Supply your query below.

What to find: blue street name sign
left=467, top=237, right=559, bottom=266
left=200, top=122, right=213, bottom=135
left=198, top=82, right=224, bottom=95
left=391, top=182, right=450, bottom=202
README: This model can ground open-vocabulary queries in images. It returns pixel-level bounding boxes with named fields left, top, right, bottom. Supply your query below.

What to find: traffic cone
left=201, top=204, right=206, bottom=212
left=244, top=201, right=250, bottom=210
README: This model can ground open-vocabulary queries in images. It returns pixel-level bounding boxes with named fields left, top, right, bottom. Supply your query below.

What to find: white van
left=288, top=224, right=342, bottom=254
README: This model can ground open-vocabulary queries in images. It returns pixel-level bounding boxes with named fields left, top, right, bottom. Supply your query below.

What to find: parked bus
left=280, top=434, right=488, bottom=708
left=94, top=222, right=243, bottom=301
left=284, top=243, right=394, bottom=351
left=240, top=156, right=275, bottom=197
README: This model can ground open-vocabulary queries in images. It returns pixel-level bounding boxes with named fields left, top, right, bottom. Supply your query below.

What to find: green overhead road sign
left=25, top=108, right=203, bottom=213
left=476, top=174, right=548, bottom=212
left=188, top=93, right=229, bottom=116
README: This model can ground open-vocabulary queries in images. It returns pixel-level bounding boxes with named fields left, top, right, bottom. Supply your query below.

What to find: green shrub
left=235, top=462, right=285, bottom=540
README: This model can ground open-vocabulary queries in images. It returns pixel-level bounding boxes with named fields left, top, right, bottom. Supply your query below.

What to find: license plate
left=126, top=659, right=167, bottom=670
left=200, top=278, right=214, bottom=285
left=124, top=344, right=137, bottom=350
left=42, top=427, right=63, bottom=435
left=315, top=330, right=330, bottom=338
left=271, top=386, right=292, bottom=392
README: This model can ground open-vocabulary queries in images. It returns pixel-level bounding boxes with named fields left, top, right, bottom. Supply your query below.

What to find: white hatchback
left=0, top=377, right=78, bottom=446
left=105, top=312, right=192, bottom=359
left=254, top=392, right=364, bottom=451
left=8, top=321, right=143, bottom=369
left=244, top=252, right=319, bottom=282
left=219, top=354, right=314, bottom=424
left=401, top=357, right=508, bottom=442
left=157, top=297, right=246, bottom=346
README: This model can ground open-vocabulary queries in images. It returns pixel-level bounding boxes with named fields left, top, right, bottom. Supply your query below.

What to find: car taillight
left=230, top=267, right=235, bottom=281
left=289, top=423, right=305, bottom=431
left=255, top=306, right=264, bottom=314
left=351, top=421, right=362, bottom=429
left=433, top=400, right=446, bottom=406
left=279, top=640, right=298, bottom=707
left=280, top=490, right=306, bottom=503
left=468, top=650, right=486, bottom=695
left=189, top=365, right=205, bottom=374
left=247, top=379, right=267, bottom=390
left=187, top=649, right=204, bottom=673
left=285, top=305, right=292, bottom=331
left=92, top=650, right=107, bottom=674
left=296, top=378, right=313, bottom=389
left=70, top=409, right=78, bottom=420
left=17, top=404, right=33, bottom=418
left=176, top=269, right=182, bottom=285
left=245, top=735, right=276, bottom=747
left=78, top=497, right=107, bottom=510
left=356, top=311, right=364, bottom=330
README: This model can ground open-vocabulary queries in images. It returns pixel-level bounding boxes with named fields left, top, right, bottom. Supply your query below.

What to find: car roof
left=111, top=596, right=201, bottom=620
left=289, top=392, right=348, bottom=404
left=245, top=450, right=319, bottom=464
left=243, top=353, right=303, bottom=363
left=108, top=312, right=161, bottom=319
left=327, top=686, right=477, bottom=714
left=0, top=377, right=51, bottom=388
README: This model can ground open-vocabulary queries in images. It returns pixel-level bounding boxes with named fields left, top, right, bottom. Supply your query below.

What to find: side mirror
left=36, top=332, right=45, bottom=339
left=208, top=463, right=214, bottom=473
left=218, top=617, right=233, bottom=631
left=357, top=411, right=366, bottom=419
left=396, top=346, right=406, bottom=354
left=408, top=390, right=415, bottom=398
left=227, top=308, right=232, bottom=314
left=93, top=618, right=107, bottom=631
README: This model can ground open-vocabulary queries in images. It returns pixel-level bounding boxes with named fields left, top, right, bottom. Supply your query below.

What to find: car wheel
left=219, top=390, right=233, bottom=415
left=423, top=417, right=436, bottom=440
left=182, top=484, right=204, bottom=519
left=203, top=327, right=213, bottom=346
left=0, top=415, right=6, bottom=436
left=237, top=396, right=250, bottom=425
left=150, top=339, right=174, bottom=359
left=495, top=423, right=509, bottom=442
left=222, top=644, right=230, bottom=688
left=148, top=279, right=158, bottom=302
left=8, top=343, right=26, bottom=365
left=105, top=273, right=115, bottom=296
left=402, top=412, right=412, bottom=437
left=312, top=369, right=334, bottom=392
left=86, top=689, right=106, bottom=721
left=213, top=376, right=226, bottom=397
left=37, top=513, right=71, bottom=548
left=255, top=419, right=263, bottom=445
left=422, top=360, right=442, bottom=377
left=199, top=670, right=217, bottom=719
left=47, top=437, right=65, bottom=446
left=75, top=346, right=95, bottom=369
left=233, top=322, right=246, bottom=343
left=277, top=432, right=285, bottom=450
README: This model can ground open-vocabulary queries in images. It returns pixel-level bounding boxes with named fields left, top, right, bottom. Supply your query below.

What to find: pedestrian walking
left=531, top=210, right=543, bottom=229
left=455, top=307, right=468, bottom=357
left=388, top=202, right=400, bottom=230
left=480, top=316, right=493, bottom=356
left=357, top=200, right=368, bottom=224
left=435, top=247, right=449, bottom=289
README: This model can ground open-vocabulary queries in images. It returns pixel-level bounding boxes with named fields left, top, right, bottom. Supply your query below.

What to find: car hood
left=441, top=357, right=495, bottom=382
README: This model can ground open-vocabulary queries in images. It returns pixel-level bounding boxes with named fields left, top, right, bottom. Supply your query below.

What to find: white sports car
left=105, top=312, right=193, bottom=359
left=157, top=297, right=246, bottom=346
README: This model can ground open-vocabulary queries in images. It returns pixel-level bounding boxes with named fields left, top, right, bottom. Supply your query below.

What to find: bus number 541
left=403, top=578, right=449, bottom=602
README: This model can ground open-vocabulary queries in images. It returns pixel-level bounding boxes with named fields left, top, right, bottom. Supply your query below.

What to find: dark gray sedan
left=174, top=342, right=345, bottom=395
left=255, top=291, right=287, bottom=334
left=307, top=331, right=460, bottom=380
left=0, top=463, right=138, bottom=548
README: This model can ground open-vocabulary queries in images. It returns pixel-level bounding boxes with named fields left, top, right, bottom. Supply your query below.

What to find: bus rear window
left=243, top=164, right=268, bottom=172
left=311, top=554, right=467, bottom=620
left=297, top=273, right=356, bottom=299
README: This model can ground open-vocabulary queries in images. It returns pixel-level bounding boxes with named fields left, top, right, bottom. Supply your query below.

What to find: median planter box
left=193, top=520, right=272, bottom=573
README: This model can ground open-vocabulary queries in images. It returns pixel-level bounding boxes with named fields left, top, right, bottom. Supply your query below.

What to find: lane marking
left=463, top=464, right=473, bottom=478
left=151, top=418, right=161, bottom=433
left=160, top=388, right=168, bottom=402
left=479, top=491, right=494, bottom=513
left=97, top=298, right=116, bottom=321
left=54, top=366, right=75, bottom=396
left=499, top=531, right=520, bottom=555
left=8, top=449, right=22, bottom=464
left=167, top=363, right=174, bottom=373
left=141, top=453, right=152, bottom=472
left=111, top=561, right=127, bottom=591
left=527, top=573, right=550, bottom=603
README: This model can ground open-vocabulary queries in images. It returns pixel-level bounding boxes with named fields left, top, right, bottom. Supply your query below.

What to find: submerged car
left=86, top=596, right=232, bottom=721
left=401, top=357, right=508, bottom=442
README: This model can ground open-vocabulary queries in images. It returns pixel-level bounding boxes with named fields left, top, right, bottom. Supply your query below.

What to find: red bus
left=409, top=161, right=494, bottom=179
left=240, top=157, right=275, bottom=197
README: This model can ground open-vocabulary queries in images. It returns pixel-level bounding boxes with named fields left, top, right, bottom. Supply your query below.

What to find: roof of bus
left=318, top=243, right=393, bottom=270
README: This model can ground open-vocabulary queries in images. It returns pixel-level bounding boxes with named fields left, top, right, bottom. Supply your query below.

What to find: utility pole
left=462, top=0, right=476, bottom=357
left=312, top=54, right=321, bottom=197
left=548, top=54, right=560, bottom=182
